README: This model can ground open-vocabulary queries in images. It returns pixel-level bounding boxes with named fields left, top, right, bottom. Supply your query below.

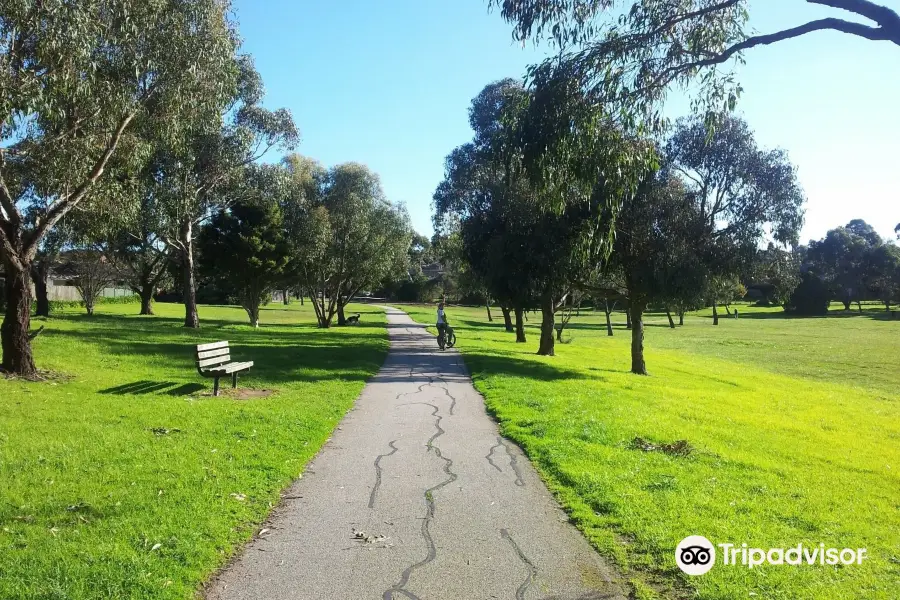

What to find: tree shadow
left=733, top=309, right=898, bottom=322
left=100, top=381, right=207, bottom=396
left=463, top=351, right=595, bottom=382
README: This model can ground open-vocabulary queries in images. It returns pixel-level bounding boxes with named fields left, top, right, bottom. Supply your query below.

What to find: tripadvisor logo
left=675, top=536, right=868, bottom=576
left=676, top=536, right=716, bottom=575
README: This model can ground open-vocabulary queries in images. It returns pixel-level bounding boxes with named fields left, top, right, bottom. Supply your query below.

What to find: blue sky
left=233, top=0, right=899, bottom=245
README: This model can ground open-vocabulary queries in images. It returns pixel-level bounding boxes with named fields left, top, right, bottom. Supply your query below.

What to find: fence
left=46, top=283, right=134, bottom=302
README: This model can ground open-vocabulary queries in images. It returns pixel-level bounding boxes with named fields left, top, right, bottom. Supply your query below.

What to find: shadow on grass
left=100, top=381, right=206, bottom=396
left=45, top=312, right=389, bottom=389
left=463, top=351, right=591, bottom=382
left=721, top=309, right=898, bottom=322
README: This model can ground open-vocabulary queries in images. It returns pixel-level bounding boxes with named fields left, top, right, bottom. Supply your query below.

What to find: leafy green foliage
left=785, top=271, right=830, bottom=316
left=198, top=200, right=290, bottom=327
left=283, top=156, right=411, bottom=326
left=0, top=0, right=258, bottom=373
left=666, top=115, right=805, bottom=249
left=435, top=78, right=643, bottom=355
left=488, top=0, right=900, bottom=127
left=604, top=171, right=711, bottom=372
left=806, top=219, right=890, bottom=310
left=750, top=244, right=802, bottom=306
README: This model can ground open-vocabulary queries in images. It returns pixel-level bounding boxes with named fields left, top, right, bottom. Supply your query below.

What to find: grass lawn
left=401, top=302, right=900, bottom=600
left=0, top=301, right=388, bottom=600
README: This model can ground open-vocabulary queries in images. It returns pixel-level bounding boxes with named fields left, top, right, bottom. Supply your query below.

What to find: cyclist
left=436, top=302, right=448, bottom=349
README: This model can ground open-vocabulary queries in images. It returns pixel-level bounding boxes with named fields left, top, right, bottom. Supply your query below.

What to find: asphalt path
left=207, top=307, right=627, bottom=600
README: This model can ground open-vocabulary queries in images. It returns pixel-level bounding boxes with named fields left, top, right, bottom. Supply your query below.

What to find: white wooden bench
left=195, top=341, right=254, bottom=396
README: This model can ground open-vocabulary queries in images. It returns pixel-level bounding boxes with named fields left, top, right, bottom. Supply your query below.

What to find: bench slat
left=197, top=355, right=231, bottom=368
left=203, top=361, right=253, bottom=374
left=197, top=347, right=230, bottom=360
left=196, top=340, right=229, bottom=352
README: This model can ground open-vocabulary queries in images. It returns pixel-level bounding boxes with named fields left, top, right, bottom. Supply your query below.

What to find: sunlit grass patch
left=0, top=301, right=387, bottom=599
left=402, top=302, right=900, bottom=599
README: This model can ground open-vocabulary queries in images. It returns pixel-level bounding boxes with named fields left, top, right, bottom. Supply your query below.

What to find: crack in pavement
left=501, top=438, right=526, bottom=487
left=383, top=404, right=458, bottom=600
left=369, top=440, right=399, bottom=509
left=501, top=528, right=538, bottom=600
left=430, top=379, right=457, bottom=416
left=486, top=439, right=504, bottom=472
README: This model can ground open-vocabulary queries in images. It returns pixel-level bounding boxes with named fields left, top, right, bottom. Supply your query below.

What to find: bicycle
left=437, top=323, right=456, bottom=350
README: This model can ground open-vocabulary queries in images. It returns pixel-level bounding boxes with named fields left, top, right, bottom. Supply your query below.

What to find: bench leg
left=232, top=372, right=238, bottom=389
left=213, top=377, right=220, bottom=397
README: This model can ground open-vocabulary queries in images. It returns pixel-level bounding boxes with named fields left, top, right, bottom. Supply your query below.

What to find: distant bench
left=195, top=341, right=254, bottom=396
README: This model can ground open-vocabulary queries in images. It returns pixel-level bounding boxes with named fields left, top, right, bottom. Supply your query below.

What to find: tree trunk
left=32, top=261, right=51, bottom=318
left=712, top=302, right=719, bottom=326
left=604, top=301, right=614, bottom=337
left=856, top=300, right=863, bottom=313
left=625, top=303, right=632, bottom=330
left=180, top=221, right=199, bottom=328
left=1, top=263, right=37, bottom=377
left=244, top=298, right=260, bottom=328
left=678, top=311, right=685, bottom=326
left=537, top=292, right=555, bottom=356
left=337, top=301, right=347, bottom=326
left=486, top=303, right=493, bottom=322
left=139, top=286, right=154, bottom=316
left=300, top=294, right=304, bottom=306
left=842, top=296, right=851, bottom=311
left=282, top=289, right=290, bottom=305
left=501, top=306, right=513, bottom=332
left=138, top=270, right=155, bottom=316
left=724, top=303, right=732, bottom=316
left=666, top=308, right=675, bottom=329
left=308, top=289, right=327, bottom=328
left=514, top=306, right=526, bottom=343
left=630, top=300, right=647, bottom=375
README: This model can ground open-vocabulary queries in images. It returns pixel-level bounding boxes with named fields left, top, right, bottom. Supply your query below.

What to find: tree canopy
left=1, top=0, right=250, bottom=375
left=489, top=0, right=900, bottom=124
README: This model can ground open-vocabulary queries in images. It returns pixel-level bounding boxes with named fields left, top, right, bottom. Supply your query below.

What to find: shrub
left=785, top=272, right=829, bottom=316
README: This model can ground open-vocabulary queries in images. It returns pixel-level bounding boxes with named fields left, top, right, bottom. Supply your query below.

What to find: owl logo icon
left=676, top=536, right=716, bottom=575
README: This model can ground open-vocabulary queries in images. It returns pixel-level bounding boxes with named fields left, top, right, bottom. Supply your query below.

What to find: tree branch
left=25, top=112, right=136, bottom=261
left=682, top=17, right=899, bottom=73
left=809, top=0, right=900, bottom=31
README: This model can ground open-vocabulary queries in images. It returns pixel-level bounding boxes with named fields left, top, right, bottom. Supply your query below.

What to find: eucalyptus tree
left=515, top=73, right=650, bottom=356
left=432, top=82, right=539, bottom=344
left=103, top=196, right=171, bottom=316
left=67, top=249, right=117, bottom=317
left=324, top=164, right=411, bottom=325
left=489, top=0, right=900, bottom=124
left=664, top=115, right=805, bottom=317
left=153, top=57, right=298, bottom=328
left=1, top=0, right=244, bottom=376
left=751, top=244, right=802, bottom=307
left=807, top=222, right=880, bottom=310
left=436, top=77, right=646, bottom=355
left=606, top=173, right=711, bottom=374
left=287, top=159, right=411, bottom=328
left=866, top=243, right=900, bottom=312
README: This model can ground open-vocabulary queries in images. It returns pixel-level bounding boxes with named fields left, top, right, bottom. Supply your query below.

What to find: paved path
left=207, top=307, right=626, bottom=600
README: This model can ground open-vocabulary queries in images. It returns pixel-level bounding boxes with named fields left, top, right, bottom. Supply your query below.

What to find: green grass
left=0, top=301, right=388, bottom=600
left=401, top=302, right=900, bottom=599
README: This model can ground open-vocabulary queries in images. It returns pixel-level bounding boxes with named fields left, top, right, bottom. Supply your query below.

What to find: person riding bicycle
left=436, top=302, right=448, bottom=341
